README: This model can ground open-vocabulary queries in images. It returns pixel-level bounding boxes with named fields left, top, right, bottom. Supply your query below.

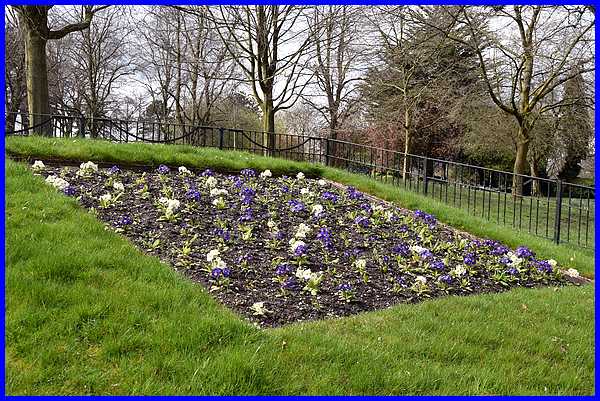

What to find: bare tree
left=205, top=5, right=313, bottom=154
left=11, top=5, right=108, bottom=135
left=4, top=8, right=27, bottom=133
left=432, top=5, right=595, bottom=195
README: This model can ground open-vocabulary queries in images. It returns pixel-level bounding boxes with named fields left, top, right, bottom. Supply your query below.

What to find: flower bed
left=33, top=160, right=579, bottom=327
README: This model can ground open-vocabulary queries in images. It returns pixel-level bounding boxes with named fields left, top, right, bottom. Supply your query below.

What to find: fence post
left=325, top=138, right=331, bottom=166
left=219, top=127, right=224, bottom=150
left=79, top=116, right=86, bottom=138
left=553, top=179, right=563, bottom=244
left=423, top=156, right=429, bottom=195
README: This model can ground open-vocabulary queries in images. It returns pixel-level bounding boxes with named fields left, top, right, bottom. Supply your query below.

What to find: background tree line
left=5, top=5, right=594, bottom=191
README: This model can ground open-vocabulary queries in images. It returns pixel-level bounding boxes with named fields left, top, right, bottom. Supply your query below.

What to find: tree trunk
left=262, top=95, right=275, bottom=157
left=328, top=117, right=338, bottom=167
left=529, top=157, right=541, bottom=197
left=24, top=26, right=51, bottom=136
left=402, top=126, right=411, bottom=181
left=512, top=135, right=530, bottom=197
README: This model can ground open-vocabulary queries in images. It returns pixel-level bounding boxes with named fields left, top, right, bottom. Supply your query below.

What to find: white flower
left=205, top=176, right=218, bottom=188
left=317, top=179, right=327, bottom=186
left=294, top=223, right=311, bottom=239
left=99, top=193, right=112, bottom=203
left=289, top=239, right=306, bottom=254
left=507, top=251, right=523, bottom=266
left=260, top=169, right=272, bottom=179
left=45, top=175, right=70, bottom=191
left=32, top=160, right=45, bottom=172
left=206, top=249, right=220, bottom=262
left=213, top=257, right=227, bottom=270
left=451, top=265, right=467, bottom=277
left=547, top=259, right=558, bottom=268
left=296, top=172, right=305, bottom=179
left=353, top=258, right=367, bottom=271
left=113, top=181, right=125, bottom=192
left=250, top=301, right=270, bottom=316
left=295, top=267, right=313, bottom=281
left=267, top=220, right=277, bottom=229
left=410, top=245, right=426, bottom=255
left=300, top=187, right=310, bottom=195
left=178, top=166, right=192, bottom=175
left=373, top=204, right=385, bottom=213
left=415, top=276, right=427, bottom=284
left=384, top=210, right=395, bottom=221
left=312, top=204, right=324, bottom=217
left=210, top=188, right=228, bottom=197
left=77, top=161, right=98, bottom=176
left=565, top=268, right=579, bottom=278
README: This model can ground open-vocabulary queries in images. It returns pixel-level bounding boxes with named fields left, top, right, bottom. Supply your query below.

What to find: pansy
left=506, top=251, right=523, bottom=266
left=288, top=199, right=306, bottom=213
left=414, top=209, right=437, bottom=226
left=267, top=219, right=278, bottom=230
left=241, top=187, right=256, bottom=204
left=536, top=260, right=553, bottom=273
left=564, top=268, right=579, bottom=278
left=210, top=188, right=228, bottom=197
left=239, top=208, right=254, bottom=222
left=316, top=227, right=333, bottom=249
left=438, top=274, right=452, bottom=284
left=317, top=179, right=327, bottom=186
left=118, top=215, right=133, bottom=226
left=322, top=191, right=338, bottom=203
left=45, top=175, right=70, bottom=191
left=156, top=164, right=170, bottom=174
left=211, top=267, right=230, bottom=279
left=490, top=245, right=509, bottom=256
left=260, top=169, right=272, bottom=179
left=431, top=259, right=446, bottom=270
left=201, top=169, right=214, bottom=177
left=63, top=186, right=77, bottom=196
left=250, top=301, right=270, bottom=316
left=506, top=267, right=519, bottom=275
left=515, top=246, right=534, bottom=259
left=294, top=223, right=311, bottom=239
left=392, top=243, right=411, bottom=257
left=108, top=165, right=120, bottom=175
left=354, top=215, right=370, bottom=227
left=337, top=283, right=352, bottom=291
left=415, top=276, right=427, bottom=284
left=281, top=277, right=300, bottom=290
left=205, top=176, right=218, bottom=188
left=77, top=161, right=99, bottom=176
left=353, top=258, right=367, bottom=271
left=463, top=252, right=477, bottom=266
left=207, top=249, right=220, bottom=262
left=346, top=186, right=363, bottom=200
left=158, top=197, right=180, bottom=211
left=451, top=265, right=467, bottom=277
left=185, top=189, right=201, bottom=201
left=311, top=204, right=324, bottom=217
left=290, top=239, right=307, bottom=256
left=31, top=160, right=45, bottom=172
left=296, top=172, right=305, bottom=179
left=294, top=267, right=313, bottom=281
left=240, top=168, right=256, bottom=177
left=178, top=166, right=192, bottom=175
left=275, top=264, right=292, bottom=276
left=113, top=181, right=125, bottom=192
left=300, top=187, right=311, bottom=195
left=498, top=256, right=512, bottom=265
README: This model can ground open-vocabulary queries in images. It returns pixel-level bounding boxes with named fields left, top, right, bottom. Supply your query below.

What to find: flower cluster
left=45, top=175, right=70, bottom=191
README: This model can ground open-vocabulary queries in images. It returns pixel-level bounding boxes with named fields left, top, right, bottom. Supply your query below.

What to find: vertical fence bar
left=553, top=180, right=563, bottom=244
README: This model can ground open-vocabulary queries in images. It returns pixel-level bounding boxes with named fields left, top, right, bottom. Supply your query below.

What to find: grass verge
left=5, top=158, right=595, bottom=395
left=5, top=135, right=594, bottom=277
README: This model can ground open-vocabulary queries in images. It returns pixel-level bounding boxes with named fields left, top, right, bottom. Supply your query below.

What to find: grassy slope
left=5, top=135, right=594, bottom=277
left=5, top=156, right=595, bottom=395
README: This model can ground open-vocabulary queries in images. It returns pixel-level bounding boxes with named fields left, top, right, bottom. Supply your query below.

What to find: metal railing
left=5, top=112, right=595, bottom=249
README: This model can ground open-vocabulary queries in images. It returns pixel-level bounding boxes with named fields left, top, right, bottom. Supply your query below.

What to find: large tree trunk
left=24, top=25, right=51, bottom=136
left=262, top=94, right=276, bottom=157
left=512, top=131, right=530, bottom=197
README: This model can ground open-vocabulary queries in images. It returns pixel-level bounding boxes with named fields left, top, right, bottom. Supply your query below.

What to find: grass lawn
left=4, top=137, right=595, bottom=395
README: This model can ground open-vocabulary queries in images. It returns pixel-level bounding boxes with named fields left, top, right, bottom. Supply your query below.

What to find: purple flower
left=337, top=283, right=352, bottom=292
left=506, top=267, right=519, bottom=275
left=354, top=215, right=370, bottom=227
left=346, top=186, right=363, bottom=200
left=239, top=208, right=254, bottom=222
left=211, top=268, right=224, bottom=278
left=392, top=243, right=410, bottom=257
left=483, top=239, right=498, bottom=248
left=214, top=228, right=231, bottom=242
left=515, top=246, right=534, bottom=259
left=490, top=245, right=509, bottom=256
left=241, top=187, right=256, bottom=205
left=222, top=268, right=231, bottom=277
left=536, top=260, right=553, bottom=273
left=498, top=256, right=511, bottom=265
left=118, top=215, right=133, bottom=225
left=431, top=259, right=446, bottom=270
left=108, top=165, right=120, bottom=174
left=186, top=189, right=201, bottom=201
left=282, top=277, right=300, bottom=290
left=281, top=185, right=290, bottom=193
left=419, top=249, right=434, bottom=259
left=360, top=203, right=373, bottom=215
left=240, top=168, right=256, bottom=177
left=201, top=169, right=214, bottom=177
left=63, top=186, right=77, bottom=196
left=438, top=274, right=452, bottom=284
left=157, top=164, right=170, bottom=174
left=275, top=264, right=291, bottom=276
left=322, top=191, right=339, bottom=203
left=395, top=276, right=407, bottom=287
left=288, top=199, right=306, bottom=213
left=414, top=210, right=437, bottom=226
left=275, top=231, right=286, bottom=240
left=294, top=244, right=308, bottom=257
left=316, top=227, right=334, bottom=249
left=464, top=252, right=477, bottom=266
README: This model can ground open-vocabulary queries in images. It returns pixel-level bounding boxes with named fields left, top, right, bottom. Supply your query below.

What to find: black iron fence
left=6, top=112, right=595, bottom=249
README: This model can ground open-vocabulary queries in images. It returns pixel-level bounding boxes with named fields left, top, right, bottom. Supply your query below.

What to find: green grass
left=5, top=136, right=594, bottom=278
left=4, top=158, right=595, bottom=395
